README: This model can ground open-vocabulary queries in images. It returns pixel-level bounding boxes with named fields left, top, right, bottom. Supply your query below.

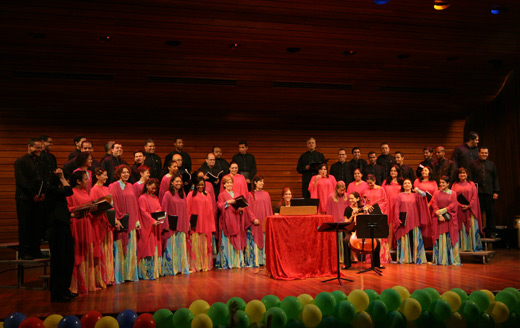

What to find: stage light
left=491, top=7, right=507, bottom=15
left=434, top=1, right=451, bottom=10
left=374, top=0, right=390, bottom=4
left=343, top=50, right=357, bottom=56
left=229, top=43, right=240, bottom=49
left=98, top=35, right=112, bottom=42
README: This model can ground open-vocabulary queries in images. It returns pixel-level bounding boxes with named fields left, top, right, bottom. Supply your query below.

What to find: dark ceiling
left=1, top=0, right=519, bottom=128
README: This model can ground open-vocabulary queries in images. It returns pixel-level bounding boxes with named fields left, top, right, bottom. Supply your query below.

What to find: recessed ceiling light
left=374, top=0, right=390, bottom=4
left=98, top=35, right=112, bottom=42
left=434, top=1, right=451, bottom=10
left=491, top=7, right=507, bottom=15
left=165, top=41, right=182, bottom=46
left=343, top=50, right=357, bottom=56
left=229, top=43, right=241, bottom=49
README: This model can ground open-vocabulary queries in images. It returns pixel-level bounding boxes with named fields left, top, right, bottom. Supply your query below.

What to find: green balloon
left=469, top=291, right=490, bottom=312
left=264, top=307, right=287, bottom=328
left=153, top=309, right=173, bottom=328
left=230, top=310, right=249, bottom=328
left=475, top=312, right=494, bottom=328
left=317, top=315, right=342, bottom=328
left=430, top=299, right=451, bottom=322
left=337, top=300, right=356, bottom=324
left=314, top=292, right=336, bottom=316
left=503, top=288, right=520, bottom=314
left=503, top=311, right=519, bottom=328
left=262, top=295, right=281, bottom=309
left=331, top=290, right=348, bottom=304
left=450, top=288, right=468, bottom=302
left=414, top=311, right=435, bottom=328
left=226, top=297, right=247, bottom=312
left=286, top=319, right=305, bottom=328
left=208, top=302, right=230, bottom=326
left=386, top=310, right=406, bottom=328
left=171, top=308, right=193, bottom=328
left=364, top=289, right=380, bottom=303
left=380, top=289, right=401, bottom=312
left=280, top=296, right=303, bottom=320
left=424, top=288, right=441, bottom=302
left=366, top=300, right=387, bottom=324
left=496, top=290, right=518, bottom=312
left=411, top=289, right=432, bottom=312
left=458, top=300, right=480, bottom=323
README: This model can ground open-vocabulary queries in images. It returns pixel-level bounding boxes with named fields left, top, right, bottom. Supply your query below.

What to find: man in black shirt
left=349, top=147, right=368, bottom=181
left=232, top=141, right=257, bottom=188
left=213, top=146, right=230, bottom=175
left=68, top=135, right=86, bottom=161
left=469, top=147, right=500, bottom=236
left=416, top=147, right=434, bottom=178
left=164, top=138, right=192, bottom=173
left=376, top=142, right=396, bottom=180
left=62, top=140, right=101, bottom=179
left=14, top=138, right=47, bottom=260
left=364, top=151, right=384, bottom=185
left=173, top=153, right=192, bottom=194
left=39, top=135, right=57, bottom=180
left=101, top=142, right=128, bottom=184
left=330, top=148, right=351, bottom=185
left=297, top=137, right=326, bottom=198
left=433, top=146, right=457, bottom=183
left=394, top=151, right=416, bottom=181
left=101, top=141, right=115, bottom=162
left=143, top=139, right=162, bottom=180
left=452, top=131, right=479, bottom=170
left=199, top=152, right=224, bottom=199
left=130, top=150, right=146, bottom=183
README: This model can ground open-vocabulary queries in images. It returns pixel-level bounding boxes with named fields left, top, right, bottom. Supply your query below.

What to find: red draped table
left=265, top=214, right=338, bottom=280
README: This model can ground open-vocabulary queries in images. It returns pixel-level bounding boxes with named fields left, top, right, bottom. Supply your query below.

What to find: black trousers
left=48, top=223, right=74, bottom=299
left=479, top=194, right=495, bottom=233
left=16, top=199, right=44, bottom=257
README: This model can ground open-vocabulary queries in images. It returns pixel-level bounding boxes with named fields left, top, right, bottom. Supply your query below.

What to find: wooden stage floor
left=1, top=249, right=519, bottom=319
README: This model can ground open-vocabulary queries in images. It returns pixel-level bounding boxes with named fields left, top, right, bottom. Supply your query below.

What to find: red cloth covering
left=133, top=182, right=145, bottom=202
left=67, top=188, right=94, bottom=266
left=413, top=179, right=437, bottom=240
left=159, top=174, right=173, bottom=203
left=364, top=186, right=388, bottom=215
left=347, top=181, right=369, bottom=198
left=217, top=191, right=242, bottom=251
left=161, top=191, right=190, bottom=234
left=219, top=173, right=248, bottom=197
left=383, top=180, right=402, bottom=226
left=108, top=181, right=141, bottom=253
left=452, top=181, right=482, bottom=234
left=187, top=191, right=216, bottom=253
left=265, top=214, right=338, bottom=280
left=72, top=168, right=92, bottom=194
left=205, top=181, right=218, bottom=224
left=393, top=192, right=431, bottom=241
left=308, top=175, right=337, bottom=213
left=325, top=194, right=348, bottom=223
left=137, top=194, right=163, bottom=260
left=247, top=190, right=273, bottom=248
left=89, top=185, right=112, bottom=258
left=413, top=179, right=438, bottom=201
left=431, top=190, right=459, bottom=246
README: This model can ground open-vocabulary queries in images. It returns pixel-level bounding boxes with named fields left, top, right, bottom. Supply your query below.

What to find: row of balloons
left=2, top=286, right=520, bottom=328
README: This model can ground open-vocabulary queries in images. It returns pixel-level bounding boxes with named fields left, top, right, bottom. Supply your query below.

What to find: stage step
left=0, top=258, right=50, bottom=289
left=481, top=237, right=501, bottom=251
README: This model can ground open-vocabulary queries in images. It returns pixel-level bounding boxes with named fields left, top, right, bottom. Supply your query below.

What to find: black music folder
left=151, top=211, right=167, bottom=223
left=231, top=196, right=249, bottom=210
left=106, top=209, right=129, bottom=231
left=190, top=214, right=198, bottom=230
left=168, top=215, right=178, bottom=230
left=399, top=212, right=407, bottom=226
left=457, top=194, right=470, bottom=206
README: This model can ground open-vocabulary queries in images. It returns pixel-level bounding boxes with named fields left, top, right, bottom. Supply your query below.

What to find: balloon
left=442, top=291, right=462, bottom=312
left=244, top=300, right=266, bottom=324
left=57, top=316, right=81, bottom=328
left=81, top=311, right=102, bottom=328
left=458, top=300, right=480, bottom=324
left=399, top=298, right=422, bottom=321
left=314, top=292, right=336, bottom=316
left=392, top=286, right=410, bottom=301
left=469, top=291, right=490, bottom=312
left=364, top=289, right=379, bottom=303
left=318, top=315, right=341, bottom=328
left=285, top=319, right=305, bottom=328
left=297, top=294, right=314, bottom=307
left=263, top=307, right=287, bottom=328
left=230, top=310, right=249, bottom=328
left=281, top=296, right=303, bottom=320
left=424, top=288, right=441, bottom=302
left=496, top=290, right=518, bottom=312
left=189, top=300, right=210, bottom=316
left=301, top=304, right=322, bottom=328
left=5, top=313, right=27, bottom=328
left=503, top=311, right=519, bottom=328
left=444, top=312, right=466, bottom=328
left=479, top=289, right=495, bottom=304
left=337, top=300, right=356, bottom=324
left=133, top=314, right=155, bottom=328
left=348, top=289, right=369, bottom=313
left=503, top=287, right=520, bottom=302
left=414, top=311, right=435, bottom=328
left=153, top=309, right=173, bottom=328
left=94, top=317, right=118, bottom=328
left=367, top=300, right=387, bottom=323
left=116, top=310, right=138, bottom=328
left=208, top=302, right=229, bottom=327
left=430, top=299, right=452, bottom=322
left=226, top=297, right=246, bottom=312
left=380, top=288, right=401, bottom=312
left=331, top=290, right=348, bottom=304
left=44, top=315, right=63, bottom=328
left=451, top=288, right=468, bottom=302
left=411, top=289, right=432, bottom=312
left=386, top=310, right=406, bottom=328
left=19, top=318, right=44, bottom=328
left=261, top=295, right=281, bottom=309
left=486, top=301, right=509, bottom=324
left=172, top=308, right=193, bottom=328
left=475, top=312, right=493, bottom=328
left=352, top=311, right=372, bottom=328
left=190, top=314, right=212, bottom=328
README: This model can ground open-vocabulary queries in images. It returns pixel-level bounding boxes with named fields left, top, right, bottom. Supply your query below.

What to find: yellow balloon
left=352, top=311, right=373, bottom=328
left=245, top=300, right=266, bottom=324
left=44, top=315, right=63, bottom=328
left=480, top=289, right=495, bottom=303
left=94, top=316, right=118, bottom=328
left=392, top=286, right=410, bottom=301
left=301, top=304, right=322, bottom=328
left=191, top=314, right=213, bottom=328
left=486, top=301, right=509, bottom=324
left=298, top=294, right=314, bottom=307
left=398, top=298, right=422, bottom=321
left=445, top=312, right=467, bottom=328
left=0, top=322, right=4, bottom=328
left=441, top=291, right=462, bottom=312
left=348, top=289, right=370, bottom=313
left=189, top=300, right=210, bottom=316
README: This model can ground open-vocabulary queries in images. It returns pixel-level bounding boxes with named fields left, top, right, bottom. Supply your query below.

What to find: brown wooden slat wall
left=0, top=113, right=465, bottom=249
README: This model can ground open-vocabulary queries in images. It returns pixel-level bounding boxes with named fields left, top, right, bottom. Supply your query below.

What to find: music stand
left=355, top=214, right=388, bottom=276
left=317, top=222, right=354, bottom=285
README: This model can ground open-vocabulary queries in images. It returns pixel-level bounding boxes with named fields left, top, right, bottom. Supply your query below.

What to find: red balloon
left=19, top=317, right=44, bottom=328
left=81, top=311, right=102, bottom=328
left=133, top=313, right=156, bottom=328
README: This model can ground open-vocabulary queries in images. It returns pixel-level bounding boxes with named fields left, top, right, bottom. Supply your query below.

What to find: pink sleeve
left=308, top=176, right=317, bottom=197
